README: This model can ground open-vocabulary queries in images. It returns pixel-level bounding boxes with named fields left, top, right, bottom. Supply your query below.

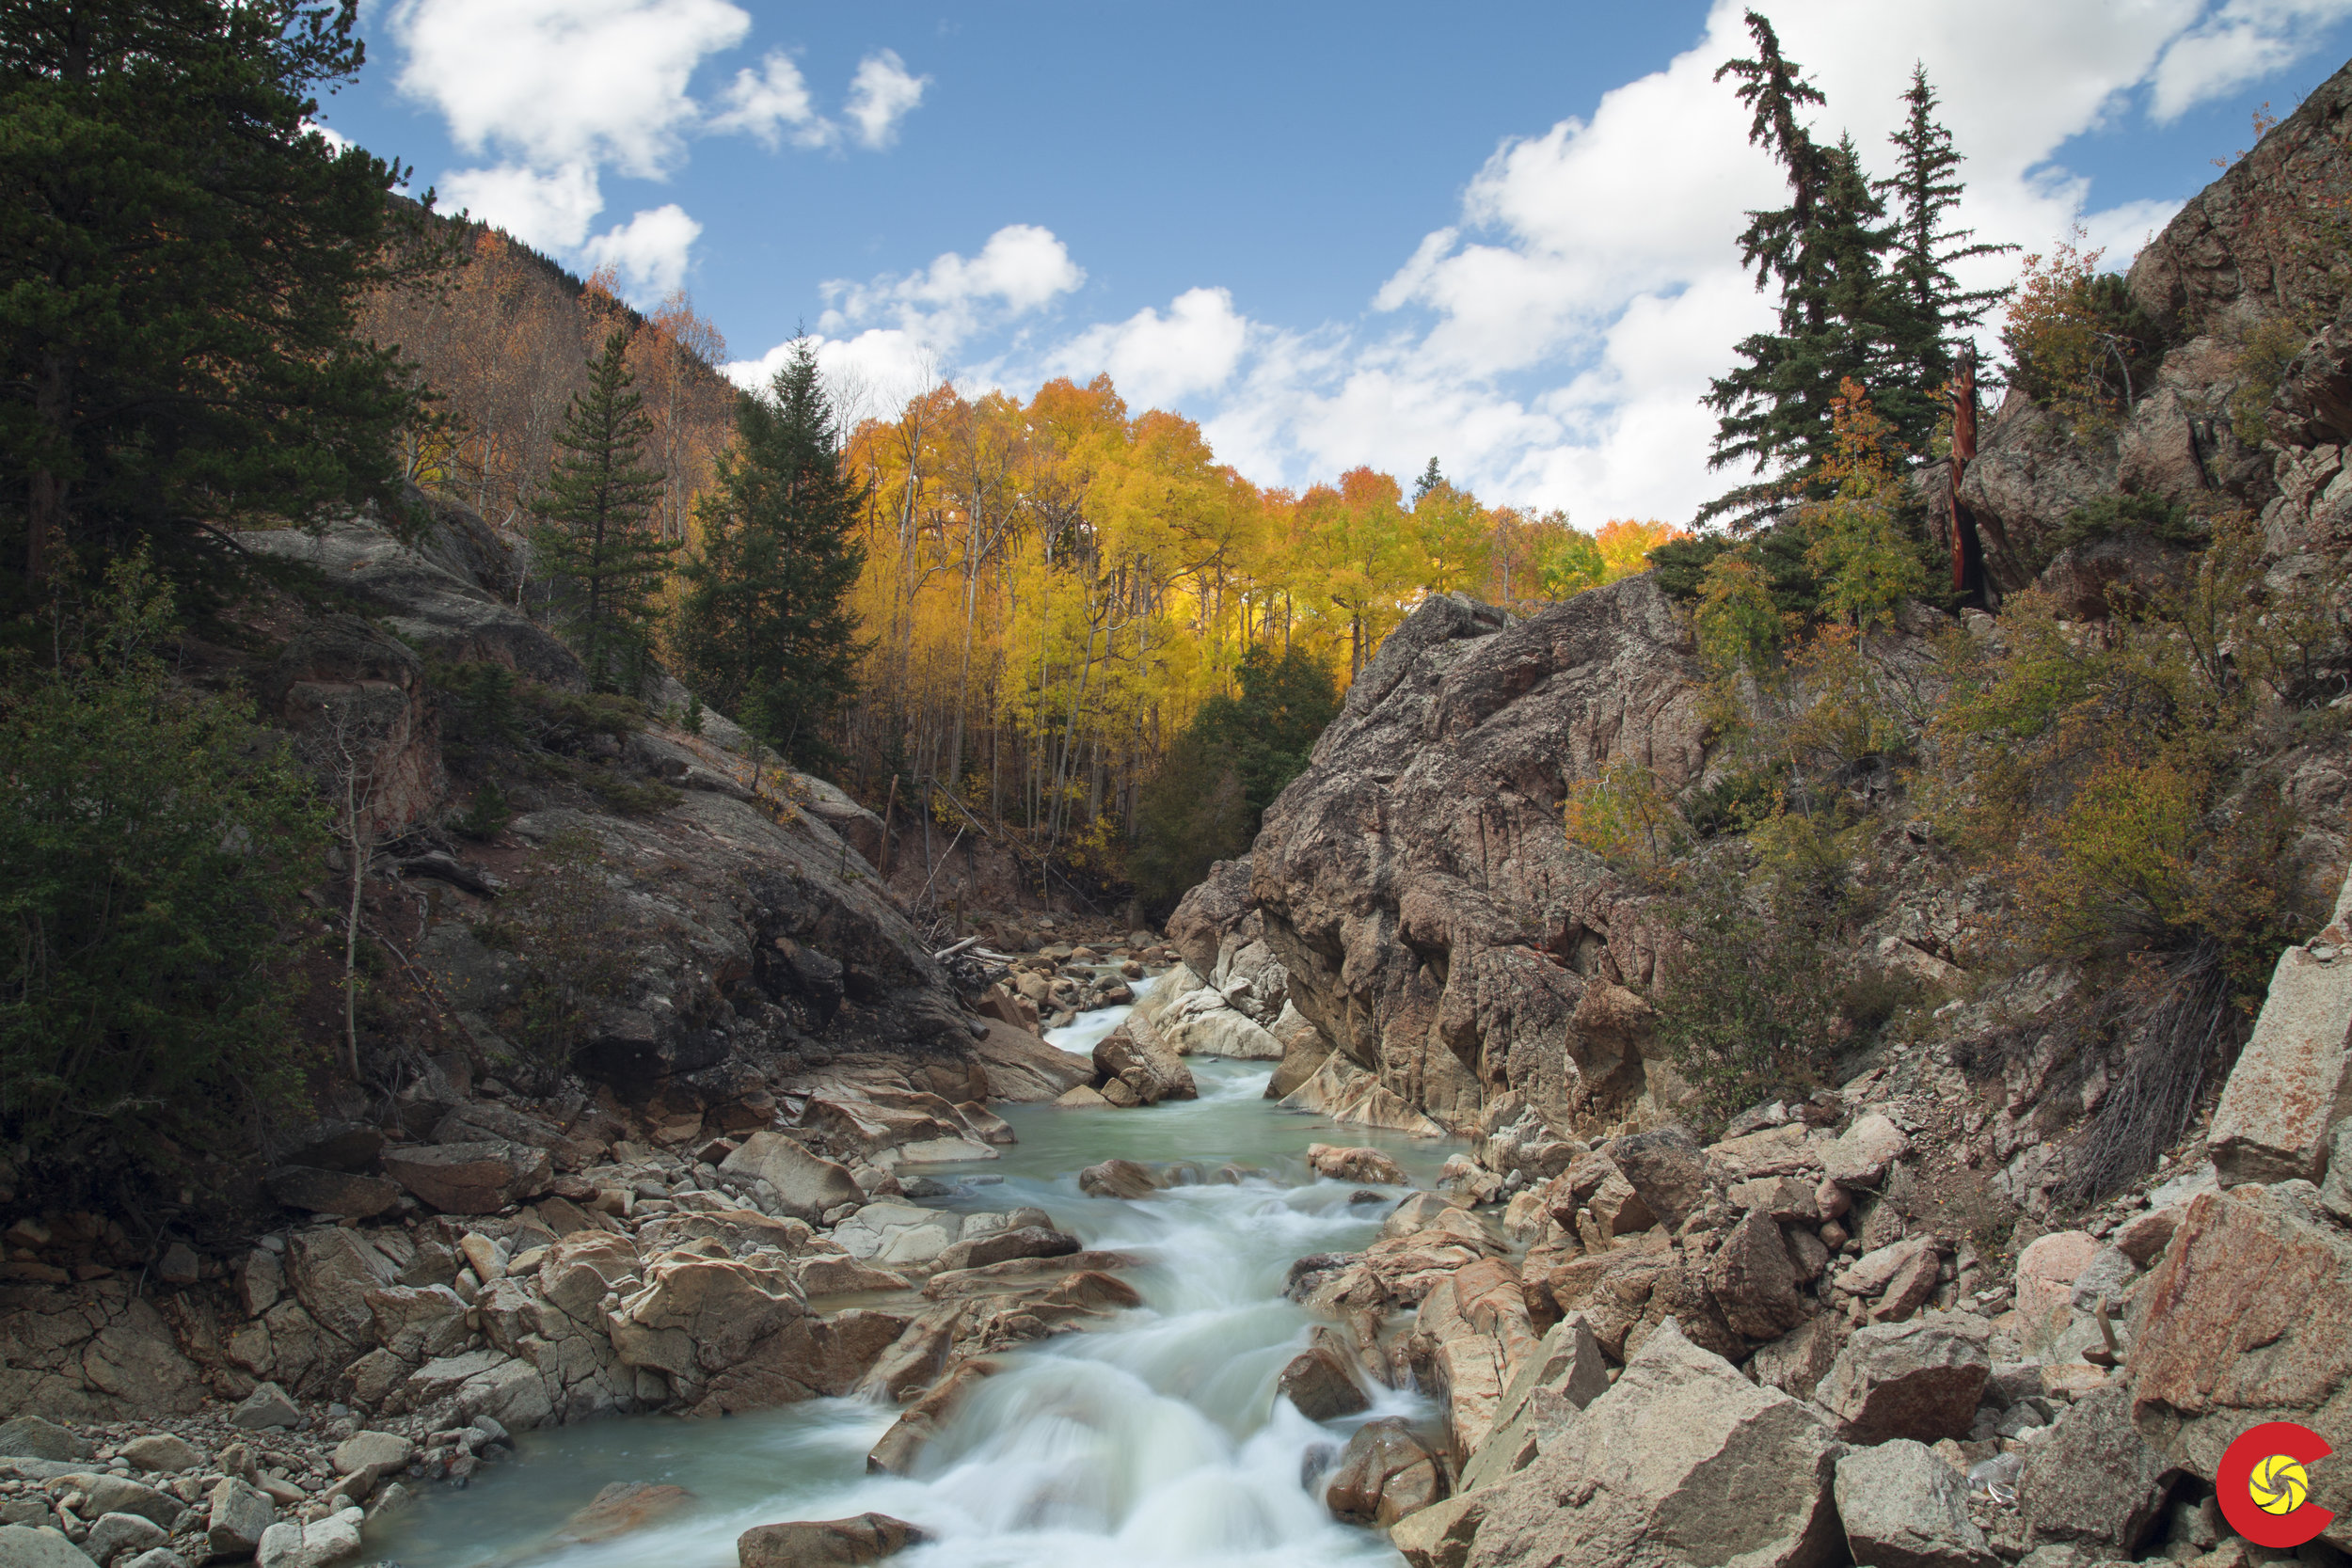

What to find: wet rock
left=1835, top=1438, right=1997, bottom=1568
left=1816, top=1311, right=1991, bottom=1445
left=1325, top=1418, right=1449, bottom=1528
left=0, top=1418, right=87, bottom=1463
left=739, top=1513, right=929, bottom=1568
left=380, top=1140, right=551, bottom=1214
left=206, top=1477, right=276, bottom=1559
left=547, top=1481, right=693, bottom=1547
left=1279, top=1336, right=1372, bottom=1421
left=691, top=1309, right=914, bottom=1416
left=1308, top=1145, right=1408, bottom=1185
left=2017, top=1387, right=2169, bottom=1552
left=1051, top=1085, right=1111, bottom=1110
left=719, top=1134, right=864, bottom=1223
left=866, top=1362, right=993, bottom=1475
left=931, top=1227, right=1079, bottom=1275
left=1462, top=1320, right=1840, bottom=1568
left=1077, top=1160, right=1161, bottom=1199
left=1091, top=1016, right=1196, bottom=1104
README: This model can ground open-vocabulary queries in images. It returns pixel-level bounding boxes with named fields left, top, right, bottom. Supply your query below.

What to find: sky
left=320, top=0, right=2352, bottom=525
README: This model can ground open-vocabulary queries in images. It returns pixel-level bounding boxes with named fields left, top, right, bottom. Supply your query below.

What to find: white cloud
left=439, top=162, right=604, bottom=250
left=844, top=49, right=930, bottom=149
left=387, top=0, right=750, bottom=178
left=1050, top=288, right=1249, bottom=407
left=302, top=119, right=352, bottom=152
left=708, top=50, right=834, bottom=150
left=819, top=224, right=1085, bottom=349
left=2151, top=0, right=2352, bottom=119
left=583, top=204, right=703, bottom=303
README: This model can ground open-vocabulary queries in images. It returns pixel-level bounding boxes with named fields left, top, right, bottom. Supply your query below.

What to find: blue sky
left=324, top=1, right=2352, bottom=523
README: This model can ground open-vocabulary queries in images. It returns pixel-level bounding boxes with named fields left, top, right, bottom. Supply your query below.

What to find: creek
left=373, top=982, right=1455, bottom=1568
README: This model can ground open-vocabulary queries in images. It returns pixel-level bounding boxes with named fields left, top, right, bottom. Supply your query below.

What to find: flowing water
left=373, top=984, right=1454, bottom=1568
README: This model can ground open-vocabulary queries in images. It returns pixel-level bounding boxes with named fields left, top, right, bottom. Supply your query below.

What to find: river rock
left=931, top=1226, right=1078, bottom=1275
left=256, top=1507, right=363, bottom=1568
left=867, top=1361, right=993, bottom=1474
left=77, top=1477, right=177, bottom=1530
left=546, top=1481, right=693, bottom=1547
left=832, top=1204, right=963, bottom=1269
left=1091, top=1016, right=1196, bottom=1104
left=1417, top=1258, right=1537, bottom=1460
left=1308, top=1145, right=1408, bottom=1184
left=1816, top=1311, right=1991, bottom=1444
left=1279, top=1336, right=1371, bottom=1421
left=1462, top=1320, right=1839, bottom=1568
left=721, top=1134, right=865, bottom=1223
left=1457, top=1312, right=1610, bottom=1494
left=691, top=1309, right=914, bottom=1416
left=1391, top=1491, right=1494, bottom=1568
left=207, top=1477, right=277, bottom=1558
left=1153, top=987, right=1284, bottom=1059
left=1279, top=1055, right=1444, bottom=1138
left=119, top=1434, right=199, bottom=1473
left=1078, top=1160, right=1161, bottom=1199
left=971, top=1019, right=1092, bottom=1102
left=330, top=1432, right=413, bottom=1475
left=85, top=1512, right=167, bottom=1564
left=0, top=1527, right=97, bottom=1568
left=612, top=1253, right=803, bottom=1377
left=1325, top=1418, right=1449, bottom=1528
left=0, top=1418, right=87, bottom=1463
left=380, top=1139, right=551, bottom=1214
left=739, top=1513, right=929, bottom=1568
left=794, top=1256, right=914, bottom=1296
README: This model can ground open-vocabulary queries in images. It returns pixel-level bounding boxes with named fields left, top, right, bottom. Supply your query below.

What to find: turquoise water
left=372, top=1054, right=1455, bottom=1568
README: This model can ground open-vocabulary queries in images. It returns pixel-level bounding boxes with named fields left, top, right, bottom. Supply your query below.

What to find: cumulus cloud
left=583, top=204, right=704, bottom=302
left=439, top=162, right=605, bottom=251
left=845, top=50, right=930, bottom=149
left=708, top=50, right=834, bottom=150
left=2151, top=0, right=2352, bottom=119
left=820, top=224, right=1086, bottom=345
left=1049, top=288, right=1249, bottom=406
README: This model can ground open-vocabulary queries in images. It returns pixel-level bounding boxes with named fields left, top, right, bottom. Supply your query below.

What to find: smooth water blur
left=1042, top=970, right=1164, bottom=1057
left=372, top=1052, right=1450, bottom=1568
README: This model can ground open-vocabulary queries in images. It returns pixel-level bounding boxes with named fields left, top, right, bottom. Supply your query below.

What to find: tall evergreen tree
left=1, top=0, right=437, bottom=601
left=673, top=338, right=866, bottom=768
left=532, top=328, right=673, bottom=692
left=1872, top=65, right=2014, bottom=453
left=1702, top=13, right=1900, bottom=528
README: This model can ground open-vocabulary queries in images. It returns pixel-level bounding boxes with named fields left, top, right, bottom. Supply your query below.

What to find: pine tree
left=673, top=338, right=866, bottom=768
left=1873, top=65, right=2014, bottom=453
left=2, top=0, right=438, bottom=599
left=1702, top=13, right=1901, bottom=528
left=532, top=328, right=674, bottom=692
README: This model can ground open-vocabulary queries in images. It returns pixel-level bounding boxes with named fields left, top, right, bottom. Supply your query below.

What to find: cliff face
left=1245, top=585, right=1704, bottom=1134
left=1957, top=58, right=2352, bottom=591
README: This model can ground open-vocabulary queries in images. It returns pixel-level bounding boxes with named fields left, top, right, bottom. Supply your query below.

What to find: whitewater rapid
left=370, top=993, right=1451, bottom=1568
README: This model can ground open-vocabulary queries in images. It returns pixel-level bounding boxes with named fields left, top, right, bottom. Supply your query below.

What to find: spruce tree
left=532, top=328, right=673, bottom=692
left=672, top=338, right=866, bottom=768
left=2, top=0, right=437, bottom=600
left=1873, top=65, right=2013, bottom=453
left=1702, top=13, right=1899, bottom=528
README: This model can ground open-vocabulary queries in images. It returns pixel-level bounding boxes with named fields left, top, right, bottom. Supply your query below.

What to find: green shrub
left=0, top=556, right=326, bottom=1196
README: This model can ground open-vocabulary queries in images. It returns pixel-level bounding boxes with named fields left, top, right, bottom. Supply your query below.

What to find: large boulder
left=1457, top=1312, right=1611, bottom=1494
left=720, top=1134, right=864, bottom=1223
left=1706, top=1209, right=1809, bottom=1341
left=1835, top=1440, right=1996, bottom=1568
left=1250, top=586, right=1703, bottom=1133
left=1605, top=1129, right=1712, bottom=1229
left=380, top=1140, right=551, bottom=1214
left=2128, top=1182, right=2352, bottom=1549
left=1278, top=1335, right=1371, bottom=1421
left=1462, top=1320, right=1841, bottom=1568
left=1091, top=1015, right=1196, bottom=1104
left=610, top=1254, right=803, bottom=1378
left=2205, top=938, right=2352, bottom=1184
left=2017, top=1386, right=2170, bottom=1554
left=1153, top=987, right=1284, bottom=1060
left=1324, top=1418, right=1449, bottom=1528
left=1815, top=1312, right=1991, bottom=1445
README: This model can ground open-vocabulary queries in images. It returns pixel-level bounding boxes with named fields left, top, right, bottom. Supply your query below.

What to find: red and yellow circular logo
left=2218, top=1422, right=2335, bottom=1549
